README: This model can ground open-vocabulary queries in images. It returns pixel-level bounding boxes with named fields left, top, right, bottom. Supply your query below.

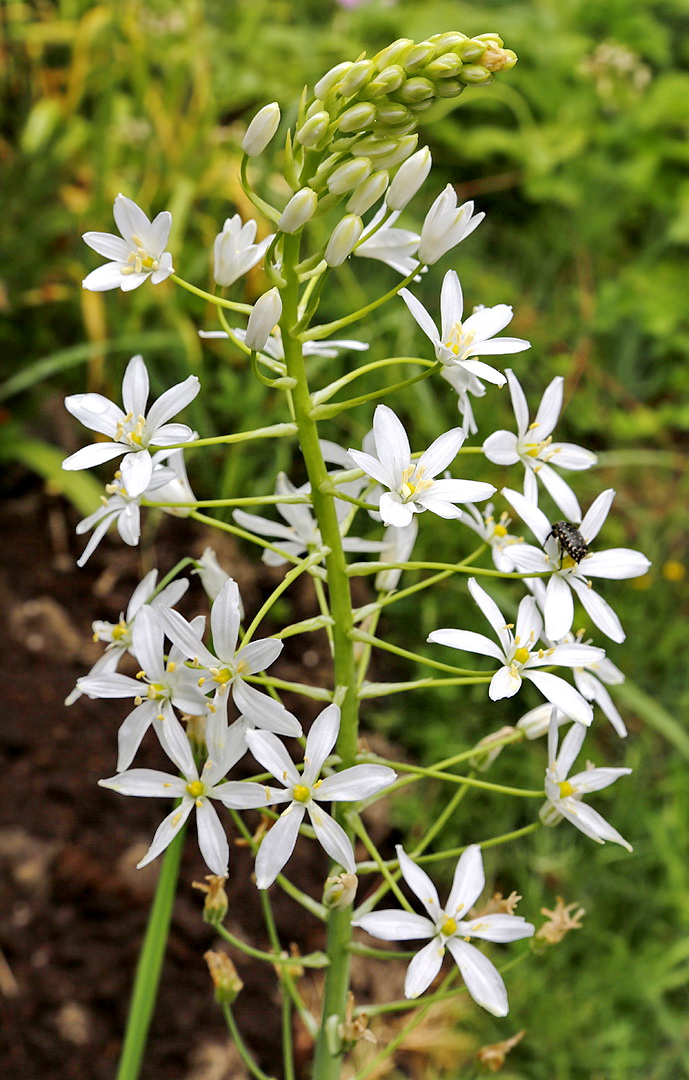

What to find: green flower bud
left=370, top=133, right=418, bottom=170
left=394, top=77, right=435, bottom=104
left=429, top=31, right=469, bottom=53
left=346, top=170, right=389, bottom=215
left=328, top=156, right=372, bottom=195
left=372, top=117, right=417, bottom=138
left=402, top=42, right=436, bottom=73
left=296, top=110, right=331, bottom=147
left=352, top=134, right=397, bottom=159
left=374, top=101, right=412, bottom=126
left=305, top=98, right=326, bottom=118
left=433, top=79, right=465, bottom=99
left=456, top=39, right=489, bottom=62
left=314, top=61, right=353, bottom=99
left=474, top=32, right=505, bottom=47
left=406, top=99, right=437, bottom=114
left=365, top=65, right=406, bottom=99
left=324, top=214, right=363, bottom=267
left=372, top=38, right=414, bottom=71
left=279, top=188, right=318, bottom=234
left=338, top=59, right=375, bottom=98
left=458, top=64, right=493, bottom=85
left=241, top=102, right=280, bottom=157
left=422, top=53, right=463, bottom=79
left=338, top=102, right=378, bottom=133
left=323, top=873, right=358, bottom=911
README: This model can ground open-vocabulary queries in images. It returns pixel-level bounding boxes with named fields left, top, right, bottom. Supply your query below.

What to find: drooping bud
left=323, top=872, right=358, bottom=911
left=245, top=288, right=282, bottom=351
left=242, top=102, right=280, bottom=157
left=386, top=147, right=432, bottom=210
left=297, top=110, right=331, bottom=148
left=279, top=188, right=318, bottom=234
left=327, top=157, right=372, bottom=196
left=204, top=950, right=243, bottom=1005
left=324, top=215, right=364, bottom=267
left=346, top=170, right=389, bottom=215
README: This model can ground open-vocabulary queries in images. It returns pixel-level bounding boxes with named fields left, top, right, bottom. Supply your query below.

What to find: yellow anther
left=212, top=666, right=233, bottom=685
left=112, top=621, right=128, bottom=641
left=186, top=780, right=205, bottom=798
left=558, top=780, right=575, bottom=799
left=292, top=784, right=311, bottom=803
left=513, top=647, right=530, bottom=665
left=167, top=661, right=176, bottom=673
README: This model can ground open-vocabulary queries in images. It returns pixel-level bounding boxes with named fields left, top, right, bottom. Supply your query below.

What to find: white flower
left=354, top=845, right=534, bottom=1013
left=245, top=288, right=283, bottom=351
left=200, top=325, right=368, bottom=362
left=502, top=487, right=651, bottom=644
left=347, top=405, right=495, bottom=528
left=483, top=371, right=597, bottom=522
left=158, top=578, right=301, bottom=738
left=99, top=702, right=270, bottom=875
left=213, top=215, right=274, bottom=287
left=63, top=355, right=199, bottom=497
left=65, top=568, right=189, bottom=706
left=355, top=207, right=421, bottom=276
left=418, top=187, right=485, bottom=264
left=540, top=715, right=632, bottom=850
left=461, top=502, right=523, bottom=572
left=245, top=704, right=397, bottom=888
left=428, top=578, right=605, bottom=725
left=82, top=194, right=174, bottom=292
left=78, top=606, right=210, bottom=770
left=74, top=462, right=175, bottom=567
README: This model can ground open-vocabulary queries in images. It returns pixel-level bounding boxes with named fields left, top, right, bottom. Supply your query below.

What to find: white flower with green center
left=347, top=405, right=495, bottom=528
left=428, top=578, right=605, bottom=725
left=461, top=502, right=523, bottom=572
left=354, top=845, right=534, bottom=1013
left=78, top=606, right=210, bottom=770
left=541, top=714, right=632, bottom=850
left=483, top=371, right=597, bottom=522
left=245, top=704, right=397, bottom=889
left=62, top=355, right=199, bottom=497
left=502, top=487, right=651, bottom=644
left=82, top=194, right=174, bottom=292
left=65, top=568, right=189, bottom=706
left=158, top=578, right=302, bottom=738
left=99, top=696, right=270, bottom=876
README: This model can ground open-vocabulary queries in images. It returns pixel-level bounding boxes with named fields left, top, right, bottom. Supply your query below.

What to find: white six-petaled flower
left=354, top=207, right=422, bottom=277
left=540, top=714, right=632, bottom=850
left=428, top=578, right=605, bottom=725
left=354, top=845, right=534, bottom=1014
left=483, top=371, right=597, bottom=522
left=347, top=405, right=495, bottom=528
left=502, top=487, right=651, bottom=643
left=213, top=214, right=275, bottom=287
left=460, top=502, right=523, bottom=573
left=62, top=355, right=199, bottom=497
left=82, top=194, right=174, bottom=292
left=245, top=704, right=397, bottom=889
left=417, top=187, right=485, bottom=265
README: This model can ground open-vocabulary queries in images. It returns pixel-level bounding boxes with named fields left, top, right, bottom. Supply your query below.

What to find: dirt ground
left=0, top=472, right=405, bottom=1080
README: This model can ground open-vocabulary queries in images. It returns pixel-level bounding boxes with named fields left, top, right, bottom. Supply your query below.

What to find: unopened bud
left=242, top=102, right=280, bottom=157
left=346, top=170, right=389, bottom=215
left=370, top=133, right=418, bottom=170
left=387, top=147, right=431, bottom=210
left=204, top=950, right=243, bottom=1004
left=324, top=872, right=358, bottom=910
left=433, top=79, right=464, bottom=100
left=366, top=65, right=406, bottom=98
left=328, top=157, right=372, bottom=196
left=402, top=42, right=436, bottom=73
left=193, top=873, right=229, bottom=922
left=517, top=704, right=564, bottom=741
left=324, top=215, right=364, bottom=267
left=430, top=31, right=469, bottom=53
left=338, top=102, right=378, bottom=133
left=483, top=46, right=518, bottom=72
left=353, top=135, right=397, bottom=160
left=374, top=101, right=412, bottom=126
left=458, top=64, right=493, bottom=86
left=297, top=111, right=331, bottom=148
left=469, top=726, right=516, bottom=771
left=423, top=53, right=463, bottom=79
left=373, top=38, right=414, bottom=71
left=395, top=76, right=435, bottom=104
left=338, top=59, right=375, bottom=98
left=315, top=61, right=353, bottom=100
left=279, top=188, right=318, bottom=233
left=457, top=39, right=489, bottom=63
left=194, top=548, right=230, bottom=604
left=245, top=287, right=282, bottom=351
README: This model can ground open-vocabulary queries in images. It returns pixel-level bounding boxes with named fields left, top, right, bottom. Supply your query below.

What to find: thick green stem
left=115, top=827, right=185, bottom=1080
left=280, top=232, right=358, bottom=1080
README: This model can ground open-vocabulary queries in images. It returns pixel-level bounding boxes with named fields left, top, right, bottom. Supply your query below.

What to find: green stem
left=311, top=356, right=435, bottom=407
left=222, top=1004, right=278, bottom=1080
left=213, top=923, right=328, bottom=968
left=115, top=827, right=185, bottom=1080
left=175, top=423, right=298, bottom=450
left=299, top=264, right=423, bottom=341
left=349, top=628, right=480, bottom=676
left=309, top=363, right=441, bottom=420
left=170, top=273, right=251, bottom=313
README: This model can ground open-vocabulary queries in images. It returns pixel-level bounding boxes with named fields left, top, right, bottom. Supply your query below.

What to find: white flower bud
left=327, top=157, right=372, bottom=196
left=279, top=188, right=318, bottom=234
left=338, top=102, right=377, bottom=133
left=297, top=111, right=330, bottom=148
left=245, top=288, right=282, bottom=351
left=194, top=547, right=231, bottom=604
left=418, top=184, right=484, bottom=264
left=369, top=134, right=419, bottom=171
left=346, top=170, right=389, bottom=215
left=314, top=61, right=353, bottom=100
left=324, top=215, right=364, bottom=267
left=242, top=102, right=281, bottom=157
left=338, top=59, right=375, bottom=98
left=386, top=147, right=432, bottom=210
left=516, top=704, right=564, bottom=740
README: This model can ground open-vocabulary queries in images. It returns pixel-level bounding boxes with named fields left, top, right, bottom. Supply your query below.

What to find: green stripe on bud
left=365, top=65, right=406, bottom=99
left=394, top=77, right=436, bottom=104
left=338, top=102, right=378, bottom=133
left=328, top=156, right=373, bottom=195
left=296, top=110, right=331, bottom=148
left=338, top=59, right=376, bottom=97
left=324, top=215, right=364, bottom=267
left=346, top=170, right=389, bottom=215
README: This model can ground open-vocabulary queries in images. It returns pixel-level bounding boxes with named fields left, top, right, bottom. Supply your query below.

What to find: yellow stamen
left=513, top=647, right=530, bottom=664
left=186, top=780, right=205, bottom=798
left=292, top=784, right=311, bottom=803
left=441, top=916, right=457, bottom=936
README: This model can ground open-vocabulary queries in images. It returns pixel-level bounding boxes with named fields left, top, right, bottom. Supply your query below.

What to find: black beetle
left=545, top=521, right=589, bottom=564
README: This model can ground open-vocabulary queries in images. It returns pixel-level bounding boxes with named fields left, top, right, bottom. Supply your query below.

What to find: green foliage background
left=2, top=0, right=689, bottom=1076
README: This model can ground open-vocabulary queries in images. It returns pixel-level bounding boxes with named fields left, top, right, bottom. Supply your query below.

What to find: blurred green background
left=2, top=0, right=689, bottom=1076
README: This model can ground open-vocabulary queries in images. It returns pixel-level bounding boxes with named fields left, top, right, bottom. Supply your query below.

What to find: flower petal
left=580, top=489, right=615, bottom=543
left=446, top=844, right=485, bottom=917
left=245, top=729, right=300, bottom=788
left=354, top=910, right=435, bottom=941
left=196, top=799, right=229, bottom=875
left=396, top=846, right=441, bottom=921
left=428, top=628, right=504, bottom=662
left=569, top=578, right=625, bottom=643
left=525, top=670, right=592, bottom=725
left=137, top=800, right=194, bottom=868
left=404, top=938, right=445, bottom=999
left=308, top=804, right=356, bottom=873
left=255, top=803, right=305, bottom=888
left=445, top=938, right=508, bottom=1016
left=317, top=764, right=396, bottom=801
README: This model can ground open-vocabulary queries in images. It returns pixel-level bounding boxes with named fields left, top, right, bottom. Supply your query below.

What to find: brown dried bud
left=192, top=874, right=229, bottom=924
left=204, top=950, right=243, bottom=1004
left=476, top=1029, right=525, bottom=1072
left=536, top=896, right=585, bottom=945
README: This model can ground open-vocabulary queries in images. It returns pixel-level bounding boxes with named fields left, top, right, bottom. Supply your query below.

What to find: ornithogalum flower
left=354, top=207, right=422, bottom=276
left=354, top=845, right=534, bottom=1014
left=417, top=187, right=485, bottom=264
left=82, top=194, right=174, bottom=292
left=428, top=578, right=604, bottom=725
left=74, top=462, right=176, bottom=567
left=502, top=488, right=651, bottom=643
left=63, top=355, right=199, bottom=497
left=540, top=714, right=632, bottom=850
left=482, top=371, right=597, bottom=522
left=213, top=215, right=274, bottom=287
left=347, top=405, right=495, bottom=528
left=245, top=705, right=396, bottom=888
left=460, top=502, right=523, bottom=572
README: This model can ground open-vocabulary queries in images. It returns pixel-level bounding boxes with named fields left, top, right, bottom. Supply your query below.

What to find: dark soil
left=0, top=477, right=397, bottom=1080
